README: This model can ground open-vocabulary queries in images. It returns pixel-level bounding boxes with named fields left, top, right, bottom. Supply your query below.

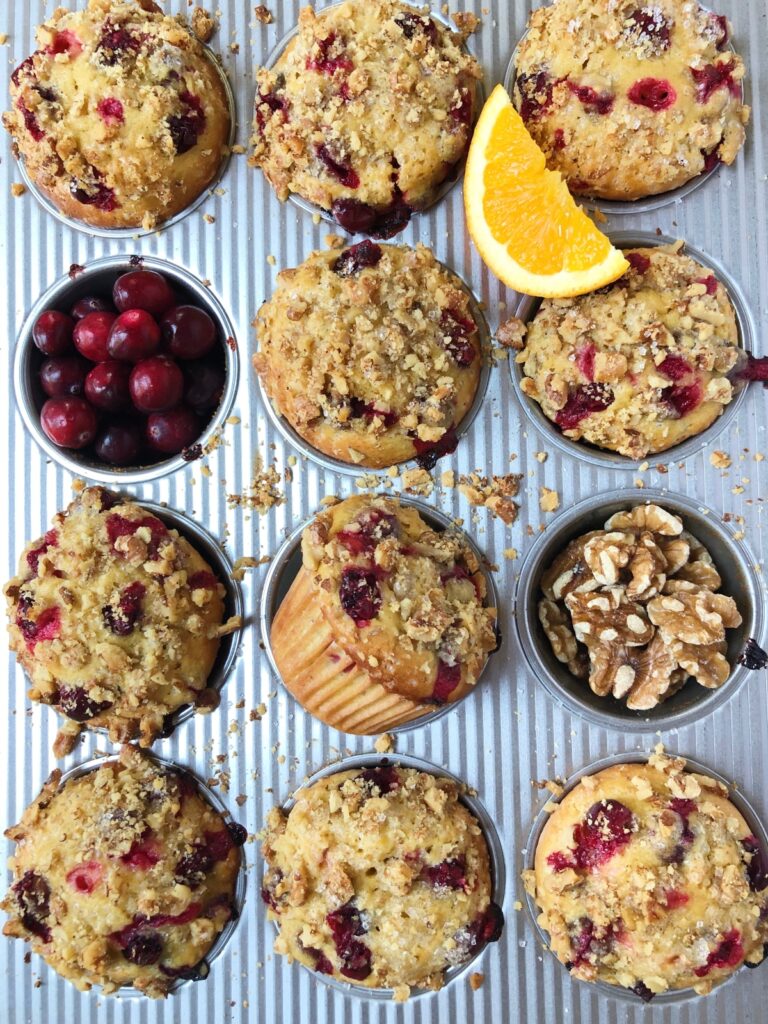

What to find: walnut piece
left=605, top=504, right=683, bottom=536
left=647, top=589, right=742, bottom=645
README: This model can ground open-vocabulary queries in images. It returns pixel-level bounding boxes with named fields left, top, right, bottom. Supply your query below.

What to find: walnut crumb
left=454, top=11, right=481, bottom=34
left=496, top=317, right=527, bottom=350
left=374, top=733, right=394, bottom=753
left=710, top=450, right=732, bottom=469
left=0, top=33, right=9, bottom=45
left=539, top=486, right=560, bottom=513
left=503, top=547, right=518, bottom=560
left=401, top=468, right=434, bottom=497
left=457, top=472, right=521, bottom=524
left=203, top=213, right=216, bottom=224
left=534, top=451, right=547, bottom=463
left=191, top=7, right=216, bottom=42
left=324, top=233, right=345, bottom=249
left=11, top=183, right=26, bottom=197
left=469, top=972, right=485, bottom=991
left=254, top=5, right=274, bottom=24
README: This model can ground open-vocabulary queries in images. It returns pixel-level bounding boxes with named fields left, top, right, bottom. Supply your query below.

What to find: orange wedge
left=464, top=85, right=629, bottom=297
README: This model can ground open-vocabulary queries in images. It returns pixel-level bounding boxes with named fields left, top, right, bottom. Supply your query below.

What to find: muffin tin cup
left=511, top=231, right=756, bottom=471
left=13, top=254, right=240, bottom=484
left=260, top=1, right=485, bottom=234
left=259, top=495, right=502, bottom=732
left=15, top=44, right=237, bottom=239
left=514, top=487, right=766, bottom=733
left=58, top=749, right=248, bottom=996
left=502, top=9, right=746, bottom=217
left=255, top=259, right=493, bottom=478
left=265, top=750, right=507, bottom=1001
left=522, top=749, right=768, bottom=1006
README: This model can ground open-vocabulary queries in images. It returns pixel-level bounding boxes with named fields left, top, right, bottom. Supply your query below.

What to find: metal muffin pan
left=1, top=0, right=767, bottom=1022
left=259, top=495, right=502, bottom=732
left=56, top=749, right=248, bottom=996
left=13, top=254, right=240, bottom=485
left=262, top=750, right=507, bottom=1001
left=522, top=750, right=768, bottom=1005
left=515, top=487, right=766, bottom=732
left=254, top=258, right=493, bottom=477
left=511, top=231, right=757, bottom=471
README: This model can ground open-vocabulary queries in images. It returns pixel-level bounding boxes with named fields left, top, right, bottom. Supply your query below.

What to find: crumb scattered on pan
left=453, top=10, right=481, bottom=34
left=534, top=451, right=547, bottom=463
left=401, top=467, right=434, bottom=497
left=254, top=4, right=274, bottom=24
left=710, top=450, right=732, bottom=469
left=457, top=472, right=521, bottom=525
left=231, top=144, right=246, bottom=155
left=203, top=213, right=216, bottom=224
left=232, top=555, right=271, bottom=580
left=11, top=183, right=26, bottom=197
left=441, top=469, right=455, bottom=488
left=513, top=900, right=523, bottom=911
left=191, top=6, right=216, bottom=42
left=503, top=547, right=518, bottom=560
left=0, top=33, right=9, bottom=45
left=324, top=233, right=345, bottom=249
left=374, top=733, right=394, bottom=753
left=266, top=254, right=276, bottom=266
left=469, top=972, right=484, bottom=991
left=539, top=486, right=560, bottom=513
left=250, top=703, right=268, bottom=721
left=496, top=317, right=527, bottom=350
left=227, top=457, right=284, bottom=512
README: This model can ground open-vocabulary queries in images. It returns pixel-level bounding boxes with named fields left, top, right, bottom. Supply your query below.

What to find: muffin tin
left=1, top=1, right=767, bottom=1022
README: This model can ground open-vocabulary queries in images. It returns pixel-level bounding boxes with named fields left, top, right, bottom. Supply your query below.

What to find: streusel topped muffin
left=2, top=745, right=244, bottom=997
left=251, top=0, right=482, bottom=236
left=4, top=487, right=236, bottom=756
left=525, top=751, right=768, bottom=999
left=261, top=764, right=503, bottom=996
left=4, top=0, right=231, bottom=229
left=254, top=242, right=483, bottom=469
left=512, top=0, right=749, bottom=201
left=516, top=245, right=740, bottom=458
left=270, top=495, right=498, bottom=734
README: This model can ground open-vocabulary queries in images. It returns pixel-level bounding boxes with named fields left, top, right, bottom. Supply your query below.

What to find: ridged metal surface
left=1, top=2, right=766, bottom=1023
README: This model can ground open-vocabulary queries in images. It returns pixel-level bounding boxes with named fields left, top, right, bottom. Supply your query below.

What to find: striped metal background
left=1, top=1, right=766, bottom=1022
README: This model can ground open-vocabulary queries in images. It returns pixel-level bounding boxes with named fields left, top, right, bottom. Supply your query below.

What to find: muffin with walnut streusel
left=3, top=0, right=231, bottom=230
left=254, top=242, right=483, bottom=469
left=512, top=0, right=749, bottom=201
left=2, top=745, right=245, bottom=997
left=525, top=751, right=768, bottom=1000
left=515, top=244, right=740, bottom=459
left=261, top=763, right=503, bottom=997
left=270, top=495, right=498, bottom=734
left=251, top=0, right=482, bottom=236
left=4, top=486, right=238, bottom=756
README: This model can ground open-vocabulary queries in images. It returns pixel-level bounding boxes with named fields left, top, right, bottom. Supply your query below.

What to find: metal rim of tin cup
left=502, top=12, right=745, bottom=216
left=264, top=750, right=507, bottom=1001
left=514, top=487, right=766, bottom=733
left=259, top=1, right=485, bottom=234
left=13, top=254, right=240, bottom=485
left=510, top=231, right=756, bottom=471
left=15, top=45, right=236, bottom=239
left=255, top=258, right=492, bottom=478
left=259, top=495, right=502, bottom=733
left=56, top=748, right=248, bottom=996
left=522, top=749, right=768, bottom=1005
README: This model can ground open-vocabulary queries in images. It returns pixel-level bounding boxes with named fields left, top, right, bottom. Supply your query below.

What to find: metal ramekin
left=15, top=44, right=236, bottom=239
left=259, top=1, right=485, bottom=234
left=259, top=496, right=502, bottom=732
left=262, top=750, right=506, bottom=1001
left=511, top=231, right=756, bottom=471
left=13, top=254, right=240, bottom=484
left=523, top=749, right=768, bottom=1005
left=514, top=488, right=766, bottom=732
left=55, top=749, right=248, bottom=996
left=255, top=256, right=492, bottom=477
left=502, top=8, right=746, bottom=216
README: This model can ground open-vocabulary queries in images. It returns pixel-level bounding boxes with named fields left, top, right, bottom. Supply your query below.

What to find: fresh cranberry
left=106, top=513, right=168, bottom=556
left=167, top=91, right=206, bottom=154
left=12, top=871, right=51, bottom=943
left=97, top=97, right=124, bottom=125
left=17, top=99, right=44, bottom=141
left=694, top=929, right=744, bottom=977
left=66, top=861, right=103, bottom=894
left=546, top=850, right=576, bottom=872
left=305, top=946, right=335, bottom=974
left=709, top=13, right=729, bottom=50
left=95, top=420, right=143, bottom=466
left=18, top=605, right=60, bottom=651
left=326, top=903, right=372, bottom=981
left=359, top=765, right=400, bottom=794
left=555, top=384, right=614, bottom=430
left=516, top=70, right=554, bottom=122
left=571, top=800, right=635, bottom=870
left=102, top=581, right=146, bottom=636
left=160, top=305, right=216, bottom=360
left=108, top=310, right=162, bottom=362
left=690, top=60, right=740, bottom=103
left=110, top=904, right=202, bottom=952
left=183, top=359, right=225, bottom=413
left=129, top=356, right=184, bottom=413
left=84, top=360, right=130, bottom=412
left=667, top=797, right=697, bottom=856
left=71, top=295, right=115, bottom=320
left=11, top=55, right=37, bottom=89
left=331, top=195, right=412, bottom=237
left=467, top=902, right=505, bottom=950
left=450, top=89, right=473, bottom=130
left=113, top=270, right=175, bottom=316
left=626, top=8, right=670, bottom=50
left=58, top=684, right=111, bottom=722
left=412, top=426, right=459, bottom=469
left=255, top=88, right=290, bottom=134
left=146, top=406, right=200, bottom=455
left=627, top=77, right=677, bottom=111
left=123, top=931, right=163, bottom=966
left=575, top=343, right=595, bottom=381
left=121, top=831, right=162, bottom=870
left=40, top=356, right=89, bottom=397
left=189, top=571, right=219, bottom=590
left=306, top=33, right=353, bottom=75
left=738, top=354, right=768, bottom=384
left=73, top=310, right=117, bottom=361
left=338, top=566, right=381, bottom=626
left=742, top=836, right=768, bottom=892
left=175, top=846, right=214, bottom=887
left=433, top=658, right=461, bottom=703
left=567, top=81, right=615, bottom=115
left=394, top=11, right=438, bottom=43
left=440, top=309, right=477, bottom=367
left=33, top=310, right=75, bottom=356
left=337, top=508, right=399, bottom=555
left=421, top=857, right=467, bottom=890
left=69, top=178, right=118, bottom=212
left=316, top=144, right=360, bottom=188
left=553, top=128, right=566, bottom=150
left=159, top=961, right=207, bottom=980
left=97, top=25, right=141, bottom=65
left=631, top=980, right=655, bottom=1002
left=40, top=397, right=97, bottom=449
left=662, top=380, right=703, bottom=417
left=348, top=397, right=398, bottom=427
left=26, top=529, right=58, bottom=575
left=664, top=888, right=690, bottom=909
left=702, top=148, right=721, bottom=173
left=333, top=240, right=383, bottom=277
left=626, top=251, right=651, bottom=274
left=696, top=274, right=718, bottom=295
left=657, top=354, right=692, bottom=381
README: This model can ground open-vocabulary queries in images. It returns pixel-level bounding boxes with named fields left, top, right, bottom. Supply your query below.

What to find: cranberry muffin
left=524, top=751, right=768, bottom=999
left=270, top=495, right=498, bottom=734
left=512, top=0, right=749, bottom=201
left=261, top=764, right=503, bottom=996
left=516, top=244, right=740, bottom=458
left=254, top=242, right=483, bottom=469
left=251, top=0, right=482, bottom=236
left=2, top=745, right=245, bottom=997
left=539, top=503, right=743, bottom=710
left=4, top=486, right=235, bottom=756
left=4, top=0, right=231, bottom=230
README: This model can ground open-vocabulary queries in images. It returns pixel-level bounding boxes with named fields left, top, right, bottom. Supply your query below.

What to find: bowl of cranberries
left=14, top=257, right=238, bottom=482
